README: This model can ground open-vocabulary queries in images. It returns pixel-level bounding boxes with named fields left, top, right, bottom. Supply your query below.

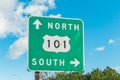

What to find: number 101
left=43, top=35, right=70, bottom=53
left=47, top=40, right=66, bottom=48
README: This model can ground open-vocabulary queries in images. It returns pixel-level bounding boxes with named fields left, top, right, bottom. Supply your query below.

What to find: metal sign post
left=35, top=71, right=40, bottom=80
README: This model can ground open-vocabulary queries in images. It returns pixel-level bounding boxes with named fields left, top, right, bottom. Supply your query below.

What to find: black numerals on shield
left=48, top=40, right=50, bottom=48
left=47, top=40, right=66, bottom=48
left=54, top=40, right=60, bottom=48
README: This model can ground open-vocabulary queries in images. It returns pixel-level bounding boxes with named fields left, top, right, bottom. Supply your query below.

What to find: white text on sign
left=48, top=22, right=80, bottom=31
left=32, top=58, right=65, bottom=67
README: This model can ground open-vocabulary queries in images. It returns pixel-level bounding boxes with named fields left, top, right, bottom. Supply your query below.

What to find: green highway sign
left=28, top=16, right=84, bottom=71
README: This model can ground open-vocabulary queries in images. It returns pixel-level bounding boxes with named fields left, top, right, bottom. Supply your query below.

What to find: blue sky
left=0, top=0, right=120, bottom=80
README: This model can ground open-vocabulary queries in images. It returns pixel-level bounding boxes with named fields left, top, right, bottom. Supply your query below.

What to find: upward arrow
left=70, top=58, right=80, bottom=67
left=33, top=19, right=42, bottom=29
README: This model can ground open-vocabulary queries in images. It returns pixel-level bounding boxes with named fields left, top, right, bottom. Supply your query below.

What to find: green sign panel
left=28, top=16, right=84, bottom=71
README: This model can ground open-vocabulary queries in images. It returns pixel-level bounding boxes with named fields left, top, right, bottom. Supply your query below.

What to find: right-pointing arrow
left=70, top=58, right=80, bottom=67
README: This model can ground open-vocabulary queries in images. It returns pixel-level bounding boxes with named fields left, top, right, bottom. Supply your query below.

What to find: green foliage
left=102, top=67, right=120, bottom=80
left=48, top=67, right=120, bottom=80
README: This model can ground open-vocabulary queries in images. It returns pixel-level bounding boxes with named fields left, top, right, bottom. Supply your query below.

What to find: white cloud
left=0, top=13, right=7, bottom=38
left=33, top=0, right=47, bottom=3
left=108, top=39, right=115, bottom=44
left=33, top=0, right=55, bottom=8
left=113, top=66, right=120, bottom=72
left=94, top=38, right=119, bottom=53
left=0, top=12, right=23, bottom=38
left=49, top=14, right=62, bottom=18
left=7, top=36, right=28, bottom=59
left=0, top=0, right=56, bottom=59
left=48, top=0, right=55, bottom=8
left=24, top=4, right=48, bottom=16
left=0, top=1, right=25, bottom=38
left=95, top=46, right=105, bottom=51
left=0, top=0, right=56, bottom=38
left=0, top=0, right=17, bottom=11
left=15, top=3, right=24, bottom=16
left=23, top=0, right=55, bottom=16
